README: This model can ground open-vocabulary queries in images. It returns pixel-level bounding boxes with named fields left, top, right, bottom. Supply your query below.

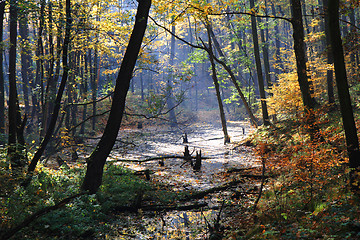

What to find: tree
left=290, top=0, right=315, bottom=111
left=323, top=0, right=335, bottom=105
left=8, top=0, right=27, bottom=173
left=151, top=16, right=258, bottom=127
left=81, top=0, right=152, bottom=194
left=33, top=0, right=46, bottom=126
left=23, top=0, right=73, bottom=186
left=166, top=22, right=178, bottom=128
left=250, top=0, right=270, bottom=126
left=0, top=0, right=5, bottom=143
left=206, top=24, right=230, bottom=143
left=19, top=2, right=31, bottom=117
left=42, top=0, right=58, bottom=138
left=328, top=0, right=360, bottom=191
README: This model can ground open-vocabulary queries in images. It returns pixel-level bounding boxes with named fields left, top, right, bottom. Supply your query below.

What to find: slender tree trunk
left=258, top=16, right=271, bottom=88
left=19, top=10, right=30, bottom=117
left=140, top=72, right=144, bottom=100
left=91, top=48, right=98, bottom=132
left=43, top=1, right=57, bottom=137
left=323, top=0, right=335, bottom=105
left=167, top=23, right=178, bottom=128
left=208, top=26, right=258, bottom=127
left=80, top=53, right=88, bottom=135
left=33, top=0, right=46, bottom=127
left=271, top=4, right=283, bottom=78
left=53, top=0, right=62, bottom=85
left=81, top=0, right=152, bottom=194
left=206, top=28, right=230, bottom=144
left=250, top=0, right=270, bottom=126
left=23, top=0, right=72, bottom=186
left=0, top=1, right=5, bottom=141
left=328, top=0, right=360, bottom=192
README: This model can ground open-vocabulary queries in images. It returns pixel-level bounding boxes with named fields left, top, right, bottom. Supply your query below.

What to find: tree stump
left=183, top=146, right=193, bottom=167
left=158, top=158, right=164, bottom=167
left=144, top=169, right=151, bottom=181
left=193, top=150, right=202, bottom=171
left=182, top=133, right=188, bottom=143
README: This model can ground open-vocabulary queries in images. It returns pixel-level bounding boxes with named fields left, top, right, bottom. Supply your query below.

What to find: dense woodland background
left=0, top=0, right=360, bottom=239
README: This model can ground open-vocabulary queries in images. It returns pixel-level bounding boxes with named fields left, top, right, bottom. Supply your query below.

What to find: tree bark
left=8, top=0, right=26, bottom=171
left=43, top=1, right=57, bottom=137
left=328, top=0, right=360, bottom=192
left=8, top=0, right=18, bottom=152
left=33, top=0, right=46, bottom=125
left=290, top=0, right=315, bottom=110
left=0, top=1, right=5, bottom=141
left=80, top=53, right=88, bottom=135
left=19, top=8, right=30, bottom=116
left=258, top=16, right=271, bottom=89
left=250, top=0, right=270, bottom=126
left=81, top=0, right=152, bottom=194
left=166, top=23, right=178, bottom=128
left=323, top=0, right=335, bottom=105
left=206, top=28, right=230, bottom=144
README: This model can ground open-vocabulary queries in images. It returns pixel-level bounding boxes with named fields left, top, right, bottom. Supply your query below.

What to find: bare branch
left=207, top=11, right=292, bottom=23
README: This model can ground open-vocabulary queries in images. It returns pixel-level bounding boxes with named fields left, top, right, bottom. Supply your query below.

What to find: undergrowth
left=235, top=108, right=360, bottom=239
left=0, top=161, right=180, bottom=239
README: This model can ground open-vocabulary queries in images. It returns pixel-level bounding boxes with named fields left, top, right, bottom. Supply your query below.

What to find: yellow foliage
left=268, top=48, right=331, bottom=119
left=267, top=71, right=303, bottom=117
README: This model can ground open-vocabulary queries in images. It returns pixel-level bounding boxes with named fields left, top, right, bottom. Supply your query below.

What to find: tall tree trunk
left=80, top=53, right=88, bottom=135
left=8, top=0, right=18, bottom=150
left=19, top=9, right=30, bottom=117
left=206, top=26, right=230, bottom=144
left=290, top=0, right=315, bottom=110
left=33, top=0, right=46, bottom=128
left=258, top=14, right=271, bottom=88
left=207, top=25, right=258, bottom=127
left=81, top=0, right=152, bottom=194
left=8, top=0, right=24, bottom=172
left=0, top=1, right=5, bottom=142
left=167, top=23, right=178, bottom=128
left=91, top=48, right=98, bottom=132
left=250, top=0, right=270, bottom=126
left=23, top=0, right=72, bottom=186
left=328, top=0, right=360, bottom=192
left=271, top=3, right=283, bottom=78
left=323, top=0, right=335, bottom=105
left=140, top=72, right=144, bottom=100
left=43, top=0, right=57, bottom=137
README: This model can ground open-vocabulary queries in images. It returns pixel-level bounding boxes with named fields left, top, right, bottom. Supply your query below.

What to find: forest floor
left=85, top=121, right=263, bottom=239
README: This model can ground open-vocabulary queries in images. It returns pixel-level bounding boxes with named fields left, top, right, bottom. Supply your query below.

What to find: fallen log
left=226, top=166, right=259, bottom=173
left=113, top=202, right=208, bottom=213
left=238, top=174, right=270, bottom=179
left=181, top=179, right=244, bottom=201
left=108, top=155, right=212, bottom=163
